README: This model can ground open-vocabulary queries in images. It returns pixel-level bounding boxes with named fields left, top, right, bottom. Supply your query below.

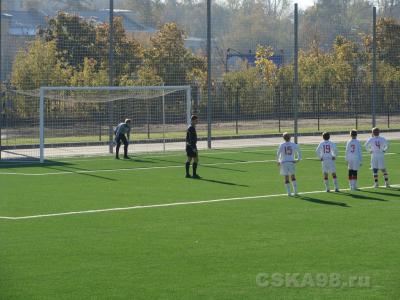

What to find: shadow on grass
left=197, top=178, right=249, bottom=187
left=0, top=159, right=71, bottom=169
left=340, top=191, right=388, bottom=202
left=360, top=189, right=399, bottom=198
left=44, top=165, right=116, bottom=181
left=203, top=165, right=246, bottom=173
left=298, top=195, right=350, bottom=207
left=240, top=150, right=273, bottom=157
left=201, top=155, right=249, bottom=163
left=118, top=156, right=157, bottom=164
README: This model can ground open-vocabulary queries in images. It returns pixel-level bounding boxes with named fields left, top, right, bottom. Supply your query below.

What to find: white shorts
left=347, top=159, right=361, bottom=171
left=280, top=162, right=295, bottom=176
left=371, top=155, right=385, bottom=170
left=321, top=159, right=336, bottom=173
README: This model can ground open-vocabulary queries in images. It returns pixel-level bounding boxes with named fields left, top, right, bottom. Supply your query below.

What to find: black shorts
left=186, top=146, right=198, bottom=158
left=116, top=134, right=128, bottom=146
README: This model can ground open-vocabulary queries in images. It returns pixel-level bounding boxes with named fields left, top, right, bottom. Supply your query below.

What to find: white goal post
left=39, top=85, right=192, bottom=163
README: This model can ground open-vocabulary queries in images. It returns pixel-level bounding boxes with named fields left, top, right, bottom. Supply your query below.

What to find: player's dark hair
left=191, top=115, right=198, bottom=121
left=350, top=129, right=357, bottom=137
left=322, top=132, right=330, bottom=140
left=282, top=132, right=290, bottom=141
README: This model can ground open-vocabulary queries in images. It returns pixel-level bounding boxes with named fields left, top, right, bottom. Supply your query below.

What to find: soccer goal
left=1, top=86, right=191, bottom=163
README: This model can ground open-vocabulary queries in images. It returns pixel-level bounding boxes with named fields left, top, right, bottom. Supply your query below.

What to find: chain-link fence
left=1, top=0, right=400, bottom=160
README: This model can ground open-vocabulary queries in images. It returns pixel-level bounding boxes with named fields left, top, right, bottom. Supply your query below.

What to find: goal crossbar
left=39, top=85, right=192, bottom=163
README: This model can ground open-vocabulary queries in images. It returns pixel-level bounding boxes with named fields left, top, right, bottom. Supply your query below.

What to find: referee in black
left=114, top=118, right=131, bottom=159
left=185, top=115, right=200, bottom=178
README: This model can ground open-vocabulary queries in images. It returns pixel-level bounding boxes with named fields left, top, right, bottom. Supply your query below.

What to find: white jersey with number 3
left=277, top=142, right=301, bottom=163
left=345, top=139, right=363, bottom=170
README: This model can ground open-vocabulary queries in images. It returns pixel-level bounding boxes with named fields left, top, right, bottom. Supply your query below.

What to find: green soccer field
left=1, top=142, right=400, bottom=300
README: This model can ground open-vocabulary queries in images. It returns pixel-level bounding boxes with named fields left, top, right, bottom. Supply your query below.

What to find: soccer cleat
left=123, top=155, right=130, bottom=159
left=287, top=193, right=292, bottom=197
left=185, top=174, right=191, bottom=178
left=192, top=174, right=201, bottom=179
left=335, top=188, right=340, bottom=193
left=374, top=182, right=379, bottom=188
left=326, top=189, right=330, bottom=192
left=115, top=156, right=120, bottom=159
left=385, top=182, right=390, bottom=188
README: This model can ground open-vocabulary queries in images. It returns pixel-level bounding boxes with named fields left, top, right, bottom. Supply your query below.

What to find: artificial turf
left=1, top=142, right=399, bottom=299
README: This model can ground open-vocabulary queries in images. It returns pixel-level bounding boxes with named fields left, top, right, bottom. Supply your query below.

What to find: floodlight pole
left=293, top=3, right=299, bottom=143
left=108, top=0, right=115, bottom=153
left=206, top=0, right=212, bottom=149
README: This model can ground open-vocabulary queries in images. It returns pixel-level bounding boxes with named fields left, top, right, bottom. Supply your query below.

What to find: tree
left=255, top=45, right=278, bottom=85
left=38, top=12, right=144, bottom=84
left=376, top=0, right=400, bottom=17
left=145, top=23, right=206, bottom=85
left=38, top=12, right=98, bottom=69
left=95, top=17, right=144, bottom=83
left=11, top=40, right=73, bottom=90
left=70, top=58, right=108, bottom=86
left=258, top=0, right=291, bottom=18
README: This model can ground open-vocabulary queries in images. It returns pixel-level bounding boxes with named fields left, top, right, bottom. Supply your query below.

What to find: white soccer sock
left=285, top=183, right=291, bottom=195
left=324, top=179, right=329, bottom=190
left=333, top=178, right=339, bottom=189
left=349, top=179, right=354, bottom=190
left=292, top=181, right=298, bottom=194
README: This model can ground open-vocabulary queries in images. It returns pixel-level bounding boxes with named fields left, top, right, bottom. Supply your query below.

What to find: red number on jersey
left=375, top=141, right=381, bottom=149
left=323, top=145, right=331, bottom=153
left=285, top=146, right=292, bottom=155
left=350, top=144, right=355, bottom=153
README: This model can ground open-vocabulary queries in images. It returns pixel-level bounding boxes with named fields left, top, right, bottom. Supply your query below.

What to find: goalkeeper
left=185, top=115, right=200, bottom=178
left=114, top=118, right=131, bottom=159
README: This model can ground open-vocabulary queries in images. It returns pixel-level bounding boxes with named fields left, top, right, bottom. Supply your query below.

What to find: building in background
left=0, top=8, right=155, bottom=82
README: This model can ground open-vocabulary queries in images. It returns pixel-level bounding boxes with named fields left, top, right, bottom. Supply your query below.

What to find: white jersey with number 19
left=316, top=140, right=337, bottom=161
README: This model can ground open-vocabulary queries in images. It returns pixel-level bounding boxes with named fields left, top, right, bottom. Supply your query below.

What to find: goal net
left=1, top=86, right=191, bottom=162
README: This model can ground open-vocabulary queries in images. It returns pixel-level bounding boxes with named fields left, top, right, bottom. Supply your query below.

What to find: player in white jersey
left=315, top=132, right=339, bottom=192
left=276, top=132, right=301, bottom=196
left=364, top=127, right=390, bottom=188
left=345, top=130, right=363, bottom=190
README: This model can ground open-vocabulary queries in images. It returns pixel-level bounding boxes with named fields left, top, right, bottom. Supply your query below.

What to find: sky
left=297, top=0, right=315, bottom=10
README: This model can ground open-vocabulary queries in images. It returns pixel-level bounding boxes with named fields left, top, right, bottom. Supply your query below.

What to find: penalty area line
left=1, top=184, right=399, bottom=221
left=0, top=159, right=278, bottom=176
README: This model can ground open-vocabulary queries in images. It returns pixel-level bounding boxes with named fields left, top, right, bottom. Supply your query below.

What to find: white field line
left=305, top=153, right=397, bottom=160
left=0, top=152, right=398, bottom=176
left=0, top=159, right=278, bottom=176
left=1, top=142, right=398, bottom=165
left=0, top=147, right=328, bottom=165
left=1, top=184, right=399, bottom=221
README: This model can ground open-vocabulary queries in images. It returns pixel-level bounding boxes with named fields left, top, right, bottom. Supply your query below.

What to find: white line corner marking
left=1, top=184, right=398, bottom=220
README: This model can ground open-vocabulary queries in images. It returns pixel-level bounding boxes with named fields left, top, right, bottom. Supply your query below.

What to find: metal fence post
left=293, top=3, right=299, bottom=143
left=207, top=0, right=212, bottom=149
left=372, top=6, right=377, bottom=128
left=108, top=0, right=115, bottom=154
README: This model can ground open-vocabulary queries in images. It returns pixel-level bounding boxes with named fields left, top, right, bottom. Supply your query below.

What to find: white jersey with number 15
left=277, top=142, right=301, bottom=163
